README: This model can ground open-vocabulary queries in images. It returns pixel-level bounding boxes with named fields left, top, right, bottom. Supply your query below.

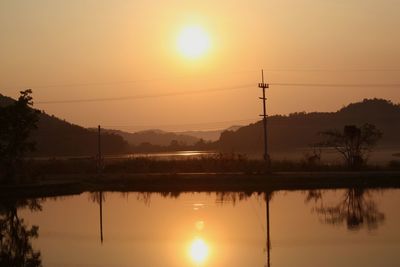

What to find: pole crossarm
left=258, top=69, right=270, bottom=166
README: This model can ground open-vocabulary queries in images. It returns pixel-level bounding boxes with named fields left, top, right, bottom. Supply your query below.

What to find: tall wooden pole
left=97, top=125, right=102, bottom=174
left=258, top=70, right=270, bottom=167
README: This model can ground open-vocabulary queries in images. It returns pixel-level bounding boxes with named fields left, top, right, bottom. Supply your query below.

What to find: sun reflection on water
left=188, top=237, right=209, bottom=265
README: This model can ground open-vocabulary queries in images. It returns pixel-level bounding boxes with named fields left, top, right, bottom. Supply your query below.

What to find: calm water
left=3, top=189, right=400, bottom=267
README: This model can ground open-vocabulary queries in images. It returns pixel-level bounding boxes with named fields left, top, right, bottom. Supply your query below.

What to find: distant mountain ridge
left=2, top=94, right=399, bottom=156
left=177, top=125, right=242, bottom=141
left=102, top=126, right=243, bottom=145
left=218, top=98, right=400, bottom=153
left=103, top=128, right=200, bottom=146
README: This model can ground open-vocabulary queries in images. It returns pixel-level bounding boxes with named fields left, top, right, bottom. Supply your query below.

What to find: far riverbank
left=1, top=171, right=400, bottom=199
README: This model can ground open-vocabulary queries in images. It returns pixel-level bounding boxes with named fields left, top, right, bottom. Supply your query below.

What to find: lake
left=3, top=189, right=400, bottom=267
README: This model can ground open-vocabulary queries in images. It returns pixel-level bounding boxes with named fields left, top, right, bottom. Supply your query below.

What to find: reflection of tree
left=119, top=192, right=182, bottom=206
left=89, top=192, right=106, bottom=204
left=117, top=191, right=258, bottom=206
left=0, top=198, right=42, bottom=267
left=306, top=189, right=385, bottom=230
left=215, top=192, right=255, bottom=205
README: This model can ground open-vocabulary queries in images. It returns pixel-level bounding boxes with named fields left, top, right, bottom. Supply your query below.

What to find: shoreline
left=1, top=171, right=400, bottom=199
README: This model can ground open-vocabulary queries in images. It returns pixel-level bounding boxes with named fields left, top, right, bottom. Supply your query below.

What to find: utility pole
left=97, top=125, right=102, bottom=174
left=258, top=69, right=270, bottom=167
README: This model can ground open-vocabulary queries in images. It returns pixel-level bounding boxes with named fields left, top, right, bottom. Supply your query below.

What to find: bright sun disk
left=189, top=238, right=209, bottom=264
left=177, top=26, right=210, bottom=59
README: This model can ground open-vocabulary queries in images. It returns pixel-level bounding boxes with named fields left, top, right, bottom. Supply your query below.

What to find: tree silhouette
left=306, top=189, right=385, bottom=231
left=319, top=124, right=382, bottom=169
left=0, top=198, right=42, bottom=267
left=0, top=90, right=39, bottom=182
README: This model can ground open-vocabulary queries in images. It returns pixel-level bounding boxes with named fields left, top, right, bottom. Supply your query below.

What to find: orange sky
left=1, top=0, right=399, bottom=131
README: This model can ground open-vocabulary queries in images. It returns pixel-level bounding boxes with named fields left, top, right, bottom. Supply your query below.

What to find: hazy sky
left=1, top=0, right=399, bottom=131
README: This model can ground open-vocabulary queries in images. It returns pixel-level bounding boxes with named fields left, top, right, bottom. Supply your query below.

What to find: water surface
left=3, top=189, right=400, bottom=267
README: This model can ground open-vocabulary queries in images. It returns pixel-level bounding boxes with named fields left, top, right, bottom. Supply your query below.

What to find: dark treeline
left=2, top=94, right=400, bottom=158
left=27, top=154, right=400, bottom=177
left=219, top=98, right=400, bottom=152
left=130, top=138, right=217, bottom=153
left=104, top=129, right=201, bottom=146
left=34, top=114, right=128, bottom=156
left=1, top=94, right=128, bottom=157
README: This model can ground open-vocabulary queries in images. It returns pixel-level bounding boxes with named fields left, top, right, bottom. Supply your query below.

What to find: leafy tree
left=0, top=90, right=39, bottom=182
left=319, top=124, right=382, bottom=169
left=0, top=198, right=42, bottom=267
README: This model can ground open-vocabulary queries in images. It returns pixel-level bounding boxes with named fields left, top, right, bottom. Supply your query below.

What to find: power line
left=8, top=70, right=259, bottom=89
left=265, top=68, right=400, bottom=72
left=35, top=81, right=400, bottom=104
left=101, top=118, right=256, bottom=130
left=271, top=82, right=400, bottom=88
left=7, top=68, right=400, bottom=89
left=35, top=83, right=254, bottom=104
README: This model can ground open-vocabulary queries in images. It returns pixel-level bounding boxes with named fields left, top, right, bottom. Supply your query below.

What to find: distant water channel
left=32, top=150, right=217, bottom=161
left=116, top=150, right=217, bottom=159
left=3, top=189, right=400, bottom=267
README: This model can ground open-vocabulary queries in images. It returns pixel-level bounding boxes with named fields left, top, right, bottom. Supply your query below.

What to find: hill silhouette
left=177, top=126, right=242, bottom=141
left=2, top=94, right=399, bottom=156
left=218, top=98, right=400, bottom=153
left=103, top=129, right=200, bottom=146
left=0, top=94, right=128, bottom=156
left=103, top=125, right=243, bottom=146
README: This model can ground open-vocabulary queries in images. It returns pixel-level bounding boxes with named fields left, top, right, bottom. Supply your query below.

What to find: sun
left=177, top=26, right=211, bottom=59
left=188, top=238, right=209, bottom=264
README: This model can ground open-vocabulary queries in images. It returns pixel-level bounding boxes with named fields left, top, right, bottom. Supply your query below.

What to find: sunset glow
left=177, top=26, right=211, bottom=59
left=1, top=1, right=400, bottom=267
left=188, top=238, right=209, bottom=264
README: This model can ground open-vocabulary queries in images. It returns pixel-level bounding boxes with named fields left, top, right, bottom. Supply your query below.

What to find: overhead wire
left=35, top=83, right=254, bottom=104
left=7, top=68, right=400, bottom=90
left=101, top=118, right=257, bottom=130
left=34, top=82, right=400, bottom=104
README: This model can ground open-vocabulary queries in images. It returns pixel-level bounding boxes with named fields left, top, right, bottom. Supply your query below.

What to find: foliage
left=218, top=98, right=400, bottom=153
left=130, top=138, right=217, bottom=153
left=319, top=124, right=382, bottom=169
left=0, top=198, right=42, bottom=267
left=0, top=90, right=39, bottom=181
left=29, top=153, right=381, bottom=177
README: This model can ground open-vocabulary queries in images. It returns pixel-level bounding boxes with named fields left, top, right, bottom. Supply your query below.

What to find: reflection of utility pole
left=258, top=70, right=270, bottom=168
left=100, top=191, right=103, bottom=244
left=97, top=127, right=104, bottom=244
left=264, top=192, right=271, bottom=267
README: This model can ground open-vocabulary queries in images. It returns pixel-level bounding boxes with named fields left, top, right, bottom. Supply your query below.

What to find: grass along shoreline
left=22, top=154, right=400, bottom=177
left=1, top=171, right=400, bottom=199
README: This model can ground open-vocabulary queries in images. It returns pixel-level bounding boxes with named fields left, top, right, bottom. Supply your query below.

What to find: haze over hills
left=103, top=129, right=200, bottom=146
left=104, top=125, right=243, bottom=146
left=101, top=126, right=242, bottom=147
left=2, top=93, right=400, bottom=157
left=219, top=98, right=400, bottom=153
left=177, top=126, right=242, bottom=141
